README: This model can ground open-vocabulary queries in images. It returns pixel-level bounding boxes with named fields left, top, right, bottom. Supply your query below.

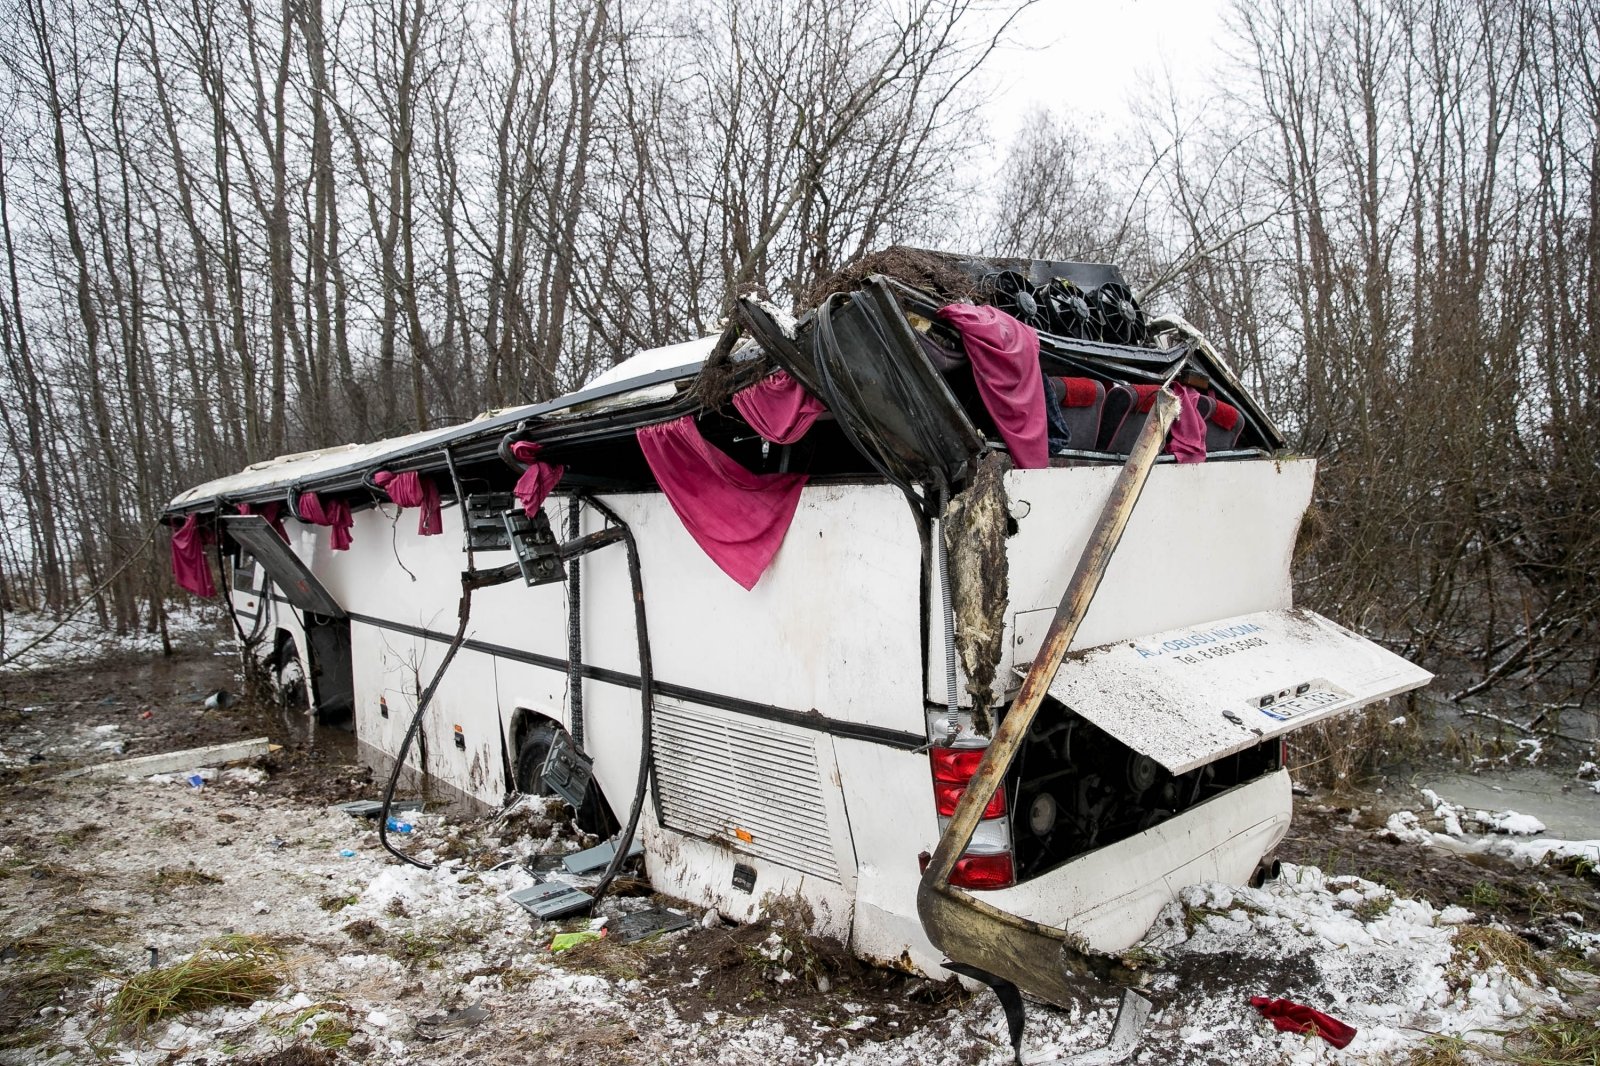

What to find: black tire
left=513, top=720, right=617, bottom=836
left=274, top=643, right=308, bottom=712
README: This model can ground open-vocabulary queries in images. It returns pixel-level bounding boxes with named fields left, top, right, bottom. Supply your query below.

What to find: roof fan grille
left=1087, top=282, right=1147, bottom=346
left=1041, top=278, right=1097, bottom=340
left=980, top=270, right=1050, bottom=330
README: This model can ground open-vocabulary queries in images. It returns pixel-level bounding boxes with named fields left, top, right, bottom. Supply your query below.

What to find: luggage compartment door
left=1018, top=608, right=1431, bottom=775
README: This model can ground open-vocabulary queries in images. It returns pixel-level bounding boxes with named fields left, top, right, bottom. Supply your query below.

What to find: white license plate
left=1255, top=686, right=1346, bottom=721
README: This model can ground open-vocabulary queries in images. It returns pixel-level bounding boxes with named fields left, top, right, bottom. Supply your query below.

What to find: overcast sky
left=979, top=0, right=1233, bottom=153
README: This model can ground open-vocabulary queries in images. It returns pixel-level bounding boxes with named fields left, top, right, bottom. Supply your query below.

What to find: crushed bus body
left=165, top=247, right=1431, bottom=1008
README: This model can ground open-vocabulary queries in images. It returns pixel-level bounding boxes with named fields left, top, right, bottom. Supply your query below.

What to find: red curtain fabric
left=935, top=304, right=1048, bottom=469
left=635, top=416, right=807, bottom=590
left=238, top=501, right=288, bottom=541
left=297, top=492, right=353, bottom=551
left=169, top=513, right=216, bottom=597
left=731, top=370, right=827, bottom=445
left=1168, top=383, right=1207, bottom=464
left=1129, top=382, right=1208, bottom=463
left=508, top=441, right=565, bottom=514
left=1249, top=997, right=1357, bottom=1049
left=372, top=470, right=443, bottom=536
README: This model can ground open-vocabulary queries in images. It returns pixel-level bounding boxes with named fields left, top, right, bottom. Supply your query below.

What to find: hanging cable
left=585, top=495, right=656, bottom=908
left=378, top=448, right=470, bottom=870
left=567, top=494, right=584, bottom=750
left=937, top=485, right=960, bottom=740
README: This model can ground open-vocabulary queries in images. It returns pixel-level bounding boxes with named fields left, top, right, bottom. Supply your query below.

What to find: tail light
left=951, top=852, right=1014, bottom=889
left=924, top=735, right=1016, bottom=890
left=930, top=747, right=1006, bottom=818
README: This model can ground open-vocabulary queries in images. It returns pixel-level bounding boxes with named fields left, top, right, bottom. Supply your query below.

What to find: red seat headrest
left=1208, top=400, right=1240, bottom=431
left=1056, top=377, right=1102, bottom=409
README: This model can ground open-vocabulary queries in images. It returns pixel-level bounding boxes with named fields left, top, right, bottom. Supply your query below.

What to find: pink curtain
left=372, top=470, right=443, bottom=535
left=297, top=492, right=353, bottom=550
left=1167, top=383, right=1207, bottom=464
left=636, top=416, right=807, bottom=590
left=731, top=370, right=826, bottom=445
left=509, top=441, right=565, bottom=514
left=935, top=304, right=1048, bottom=469
left=170, top=513, right=216, bottom=597
left=238, top=501, right=288, bottom=541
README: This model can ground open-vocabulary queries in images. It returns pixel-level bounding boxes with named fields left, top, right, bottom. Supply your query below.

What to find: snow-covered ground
left=2, top=630, right=1596, bottom=1064
left=0, top=605, right=217, bottom=675
left=1384, top=788, right=1600, bottom=870
left=2, top=760, right=1595, bottom=1065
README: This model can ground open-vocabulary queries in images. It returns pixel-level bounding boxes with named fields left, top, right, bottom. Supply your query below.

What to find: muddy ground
left=1, top=630, right=1597, bottom=1065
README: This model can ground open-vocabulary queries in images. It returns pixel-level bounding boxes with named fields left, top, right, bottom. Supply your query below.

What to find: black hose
left=377, top=592, right=472, bottom=870
left=378, top=447, right=470, bottom=870
left=212, top=517, right=267, bottom=652
left=567, top=495, right=584, bottom=750
left=585, top=495, right=655, bottom=908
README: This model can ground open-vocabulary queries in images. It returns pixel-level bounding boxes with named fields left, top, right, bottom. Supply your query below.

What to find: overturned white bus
left=165, top=249, right=1430, bottom=1008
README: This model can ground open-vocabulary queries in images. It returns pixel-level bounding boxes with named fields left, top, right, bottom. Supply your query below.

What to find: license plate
left=1255, top=685, right=1346, bottom=722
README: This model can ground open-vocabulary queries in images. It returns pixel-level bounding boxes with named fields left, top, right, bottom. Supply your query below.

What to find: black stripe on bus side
left=311, top=603, right=925, bottom=752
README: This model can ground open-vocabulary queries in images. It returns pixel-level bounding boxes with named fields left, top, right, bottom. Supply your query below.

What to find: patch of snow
left=1484, top=810, right=1546, bottom=836
left=0, top=603, right=217, bottom=674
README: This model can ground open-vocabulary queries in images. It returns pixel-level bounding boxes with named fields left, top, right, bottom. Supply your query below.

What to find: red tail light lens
left=932, top=781, right=1006, bottom=819
left=930, top=746, right=985, bottom=781
left=949, top=852, right=1015, bottom=889
left=930, top=746, right=1006, bottom=818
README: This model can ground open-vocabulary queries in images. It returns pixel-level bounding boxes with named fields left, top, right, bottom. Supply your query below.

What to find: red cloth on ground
left=372, top=470, right=443, bottom=536
left=635, top=416, right=807, bottom=590
left=297, top=492, right=353, bottom=551
left=731, top=370, right=826, bottom=445
left=1057, top=377, right=1100, bottom=408
left=1209, top=400, right=1240, bottom=431
left=1168, top=383, right=1207, bottom=464
left=508, top=441, right=565, bottom=515
left=1249, top=997, right=1357, bottom=1049
left=169, top=513, right=216, bottom=598
left=238, top=501, right=289, bottom=541
left=935, top=304, right=1048, bottom=469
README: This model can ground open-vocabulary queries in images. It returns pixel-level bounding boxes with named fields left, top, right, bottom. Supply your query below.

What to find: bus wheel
left=514, top=721, right=618, bottom=837
left=275, top=646, right=307, bottom=711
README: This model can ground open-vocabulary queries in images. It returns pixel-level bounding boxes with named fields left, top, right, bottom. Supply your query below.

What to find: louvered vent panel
left=653, top=703, right=839, bottom=883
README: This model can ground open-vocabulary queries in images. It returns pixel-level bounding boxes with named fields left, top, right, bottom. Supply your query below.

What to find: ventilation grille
left=652, top=703, right=840, bottom=883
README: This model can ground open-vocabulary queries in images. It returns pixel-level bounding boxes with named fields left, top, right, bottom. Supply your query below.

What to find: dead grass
left=1446, top=927, right=1556, bottom=993
left=1288, top=703, right=1426, bottom=791
left=1394, top=1013, right=1600, bottom=1066
left=1181, top=899, right=1264, bottom=936
left=1396, top=1034, right=1489, bottom=1065
left=1505, top=1013, right=1600, bottom=1065
left=338, top=916, right=485, bottom=969
left=1353, top=893, right=1397, bottom=922
left=15, top=861, right=90, bottom=893
left=560, top=936, right=652, bottom=982
left=105, top=933, right=285, bottom=1033
left=150, top=865, right=223, bottom=892
left=0, top=936, right=114, bottom=1050
left=268, top=1001, right=357, bottom=1050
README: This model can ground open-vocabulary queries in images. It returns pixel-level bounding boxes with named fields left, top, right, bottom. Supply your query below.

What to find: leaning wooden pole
left=917, top=388, right=1181, bottom=1008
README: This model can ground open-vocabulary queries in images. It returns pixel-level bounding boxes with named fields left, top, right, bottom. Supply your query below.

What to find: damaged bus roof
left=166, top=337, right=720, bottom=514
left=166, top=248, right=1285, bottom=518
